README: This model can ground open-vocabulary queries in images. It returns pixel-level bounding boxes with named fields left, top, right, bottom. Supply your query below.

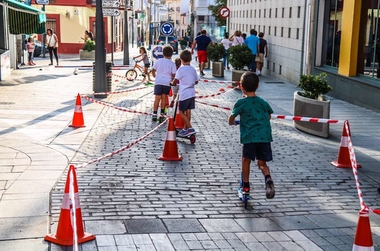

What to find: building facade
left=228, top=0, right=380, bottom=111
left=228, top=0, right=310, bottom=84
left=312, top=0, right=380, bottom=111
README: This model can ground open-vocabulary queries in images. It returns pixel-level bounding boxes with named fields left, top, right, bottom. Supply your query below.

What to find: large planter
left=293, top=91, right=330, bottom=138
left=212, top=61, right=224, bottom=77
left=231, top=69, right=246, bottom=87
left=204, top=59, right=210, bottom=69
left=80, top=49, right=95, bottom=60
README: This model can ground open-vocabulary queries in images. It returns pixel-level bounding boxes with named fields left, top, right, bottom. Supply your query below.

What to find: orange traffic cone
left=69, top=94, right=85, bottom=128
left=174, top=101, right=184, bottom=130
left=331, top=121, right=361, bottom=168
left=159, top=117, right=183, bottom=161
left=169, top=87, right=173, bottom=97
left=45, top=165, right=95, bottom=246
left=352, top=212, right=374, bottom=251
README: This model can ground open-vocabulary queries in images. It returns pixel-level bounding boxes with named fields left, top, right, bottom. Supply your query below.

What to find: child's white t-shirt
left=175, top=65, right=199, bottom=101
left=153, top=58, right=176, bottom=86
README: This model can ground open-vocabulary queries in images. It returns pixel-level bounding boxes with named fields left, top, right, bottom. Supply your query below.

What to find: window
left=279, top=65, right=282, bottom=75
left=275, top=8, right=277, bottom=18
left=259, top=9, right=261, bottom=18
left=267, top=60, right=270, bottom=69
left=268, top=26, right=271, bottom=35
left=282, top=8, right=284, bottom=18
left=264, top=9, right=266, bottom=18
left=198, top=16, right=205, bottom=22
left=269, top=8, right=272, bottom=18
left=255, top=9, right=256, bottom=18
left=274, top=27, right=277, bottom=36
left=289, top=7, right=292, bottom=18
left=359, top=1, right=380, bottom=78
left=298, top=6, right=301, bottom=18
left=325, top=0, right=343, bottom=68
left=273, top=62, right=276, bottom=71
left=288, top=28, right=291, bottom=38
left=296, top=28, right=299, bottom=39
left=281, top=27, right=283, bottom=37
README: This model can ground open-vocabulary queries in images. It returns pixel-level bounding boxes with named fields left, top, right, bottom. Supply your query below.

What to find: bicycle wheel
left=126, top=69, right=137, bottom=81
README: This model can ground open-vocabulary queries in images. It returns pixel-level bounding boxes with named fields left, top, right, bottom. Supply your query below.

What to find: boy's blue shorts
left=154, top=85, right=171, bottom=95
left=243, top=142, right=273, bottom=161
left=179, top=97, right=195, bottom=111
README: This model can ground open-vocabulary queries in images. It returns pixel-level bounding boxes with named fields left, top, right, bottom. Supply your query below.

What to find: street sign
left=35, top=0, right=49, bottom=4
left=160, top=22, right=174, bottom=36
left=102, top=8, right=121, bottom=16
left=102, top=0, right=120, bottom=8
left=218, top=6, right=230, bottom=18
left=151, top=46, right=164, bottom=60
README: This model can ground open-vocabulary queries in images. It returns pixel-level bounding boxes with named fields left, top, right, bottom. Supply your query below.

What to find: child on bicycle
left=133, top=46, right=152, bottom=83
left=169, top=58, right=181, bottom=108
left=171, top=50, right=199, bottom=136
left=151, top=46, right=177, bottom=123
left=228, top=71, right=275, bottom=200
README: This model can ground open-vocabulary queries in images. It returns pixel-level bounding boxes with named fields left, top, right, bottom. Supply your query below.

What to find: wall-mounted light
left=65, top=11, right=70, bottom=18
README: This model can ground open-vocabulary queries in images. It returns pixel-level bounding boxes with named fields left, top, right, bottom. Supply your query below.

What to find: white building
left=228, top=0, right=311, bottom=83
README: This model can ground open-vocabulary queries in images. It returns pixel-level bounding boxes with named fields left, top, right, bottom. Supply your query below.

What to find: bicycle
left=125, top=59, right=154, bottom=82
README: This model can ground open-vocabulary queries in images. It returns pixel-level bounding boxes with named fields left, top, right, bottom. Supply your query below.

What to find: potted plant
left=179, top=38, right=188, bottom=50
left=80, top=40, right=96, bottom=60
left=228, top=44, right=253, bottom=84
left=207, top=43, right=226, bottom=77
left=293, top=72, right=333, bottom=138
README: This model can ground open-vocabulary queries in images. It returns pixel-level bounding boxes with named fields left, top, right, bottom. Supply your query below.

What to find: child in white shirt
left=171, top=50, right=199, bottom=136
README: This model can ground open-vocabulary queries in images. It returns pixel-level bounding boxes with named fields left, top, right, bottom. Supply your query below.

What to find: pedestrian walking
left=81, top=30, right=90, bottom=42
left=26, top=37, right=36, bottom=66
left=228, top=71, right=275, bottom=200
left=221, top=33, right=232, bottom=70
left=169, top=58, right=181, bottom=108
left=191, top=29, right=212, bottom=76
left=151, top=46, right=177, bottom=123
left=46, top=28, right=59, bottom=66
left=244, top=29, right=260, bottom=72
left=230, top=30, right=244, bottom=46
left=171, top=50, right=199, bottom=136
left=255, top=32, right=268, bottom=76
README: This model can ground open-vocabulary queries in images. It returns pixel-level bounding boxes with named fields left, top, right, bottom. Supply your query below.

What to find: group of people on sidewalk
left=191, top=28, right=268, bottom=76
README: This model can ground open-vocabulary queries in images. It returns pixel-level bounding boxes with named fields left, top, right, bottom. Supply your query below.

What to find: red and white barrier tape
left=195, top=100, right=347, bottom=125
left=195, top=100, right=232, bottom=111
left=75, top=118, right=168, bottom=169
left=110, top=72, right=145, bottom=82
left=92, top=86, right=148, bottom=96
left=82, top=95, right=153, bottom=116
left=195, top=90, right=226, bottom=99
left=271, top=114, right=345, bottom=124
left=199, top=78, right=237, bottom=85
left=344, top=121, right=380, bottom=215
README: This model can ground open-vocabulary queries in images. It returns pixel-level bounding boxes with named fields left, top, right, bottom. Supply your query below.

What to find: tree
left=208, top=0, right=227, bottom=27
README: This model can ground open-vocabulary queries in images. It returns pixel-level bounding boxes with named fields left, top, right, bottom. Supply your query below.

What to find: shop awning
left=1, top=0, right=46, bottom=35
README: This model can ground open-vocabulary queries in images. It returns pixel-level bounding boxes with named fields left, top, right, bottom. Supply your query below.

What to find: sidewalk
left=1, top=47, right=380, bottom=251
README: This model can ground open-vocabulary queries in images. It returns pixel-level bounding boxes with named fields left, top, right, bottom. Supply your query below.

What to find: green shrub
left=207, top=43, right=226, bottom=62
left=298, top=72, right=332, bottom=100
left=83, top=40, right=95, bottom=52
left=228, top=44, right=252, bottom=70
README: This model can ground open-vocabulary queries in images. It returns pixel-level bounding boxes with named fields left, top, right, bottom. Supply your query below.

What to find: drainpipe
left=307, top=0, right=316, bottom=75
left=300, top=0, right=315, bottom=75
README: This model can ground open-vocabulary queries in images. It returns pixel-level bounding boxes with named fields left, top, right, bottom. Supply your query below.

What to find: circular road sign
left=160, top=22, right=174, bottom=36
left=218, top=6, right=230, bottom=18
